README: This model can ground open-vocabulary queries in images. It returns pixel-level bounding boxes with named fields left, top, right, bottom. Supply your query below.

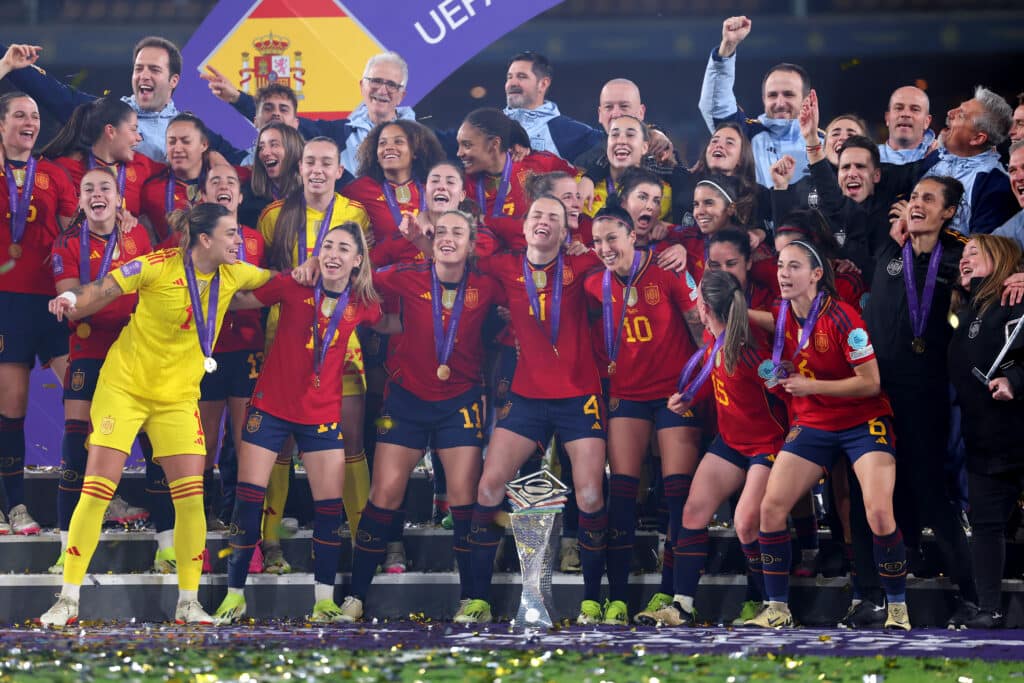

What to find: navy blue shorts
left=782, top=416, right=896, bottom=469
left=0, top=292, right=68, bottom=366
left=64, top=357, right=103, bottom=402
left=200, top=349, right=262, bottom=402
left=706, top=434, right=775, bottom=471
left=241, top=406, right=343, bottom=454
left=358, top=327, right=388, bottom=371
left=496, top=392, right=606, bottom=445
left=608, top=396, right=700, bottom=430
left=377, top=383, right=485, bottom=451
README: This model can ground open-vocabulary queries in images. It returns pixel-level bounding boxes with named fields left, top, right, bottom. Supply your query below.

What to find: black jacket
left=948, top=285, right=1024, bottom=474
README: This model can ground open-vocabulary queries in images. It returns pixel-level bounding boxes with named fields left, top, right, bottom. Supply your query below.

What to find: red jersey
left=672, top=224, right=776, bottom=292
left=54, top=153, right=164, bottom=217
left=467, top=151, right=576, bottom=220
left=1, top=157, right=78, bottom=295
left=747, top=280, right=777, bottom=312
left=251, top=273, right=382, bottom=424
left=834, top=266, right=867, bottom=315
left=770, top=296, right=891, bottom=431
left=343, top=176, right=427, bottom=268
left=481, top=250, right=601, bottom=399
left=574, top=215, right=594, bottom=247
left=140, top=166, right=251, bottom=242
left=583, top=251, right=699, bottom=401
left=705, top=328, right=788, bottom=456
left=51, top=222, right=152, bottom=359
left=216, top=226, right=266, bottom=354
left=374, top=262, right=506, bottom=400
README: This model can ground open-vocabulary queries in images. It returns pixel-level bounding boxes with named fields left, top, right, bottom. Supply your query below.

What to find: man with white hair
left=921, top=86, right=1018, bottom=234
left=878, top=86, right=935, bottom=165
left=210, top=51, right=417, bottom=180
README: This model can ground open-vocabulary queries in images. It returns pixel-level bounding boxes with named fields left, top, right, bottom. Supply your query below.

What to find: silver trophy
left=506, top=469, right=569, bottom=628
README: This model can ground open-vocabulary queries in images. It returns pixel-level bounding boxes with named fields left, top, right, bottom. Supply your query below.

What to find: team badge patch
left=376, top=414, right=393, bottom=436
left=245, top=237, right=258, bottom=255
left=127, top=167, right=138, bottom=183
left=246, top=412, right=262, bottom=434
left=785, top=426, right=801, bottom=444
left=343, top=305, right=357, bottom=322
left=608, top=398, right=621, bottom=412
left=847, top=327, right=873, bottom=360
left=119, top=261, right=142, bottom=277
left=685, top=272, right=698, bottom=301
left=99, top=416, right=116, bottom=435
left=71, top=370, right=86, bottom=392
left=644, top=284, right=661, bottom=306
left=561, top=266, right=574, bottom=285
left=35, top=173, right=49, bottom=190
left=465, top=288, right=479, bottom=308
left=124, top=236, right=137, bottom=256
left=886, top=258, right=903, bottom=277
left=968, top=319, right=981, bottom=339
left=814, top=332, right=830, bottom=353
left=51, top=253, right=64, bottom=275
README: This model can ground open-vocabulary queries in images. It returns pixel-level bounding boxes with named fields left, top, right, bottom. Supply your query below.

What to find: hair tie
left=697, top=179, right=734, bottom=205
left=790, top=240, right=823, bottom=268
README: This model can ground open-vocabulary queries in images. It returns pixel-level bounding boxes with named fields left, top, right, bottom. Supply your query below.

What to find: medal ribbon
left=902, top=240, right=943, bottom=343
left=522, top=251, right=564, bottom=350
left=676, top=333, right=726, bottom=401
left=602, top=251, right=643, bottom=367
left=298, top=194, right=337, bottom=265
left=5, top=157, right=37, bottom=245
left=236, top=227, right=247, bottom=263
left=605, top=177, right=620, bottom=203
left=475, top=152, right=513, bottom=218
left=165, top=173, right=202, bottom=215
left=771, top=291, right=825, bottom=378
left=430, top=264, right=468, bottom=372
left=78, top=220, right=119, bottom=284
left=382, top=180, right=426, bottom=227
left=312, top=281, right=351, bottom=381
left=183, top=250, right=220, bottom=360
left=88, top=154, right=127, bottom=197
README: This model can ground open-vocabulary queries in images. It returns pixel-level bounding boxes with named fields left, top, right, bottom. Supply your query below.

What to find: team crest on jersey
left=123, top=236, right=137, bottom=256
left=814, top=331, right=829, bottom=353
left=562, top=266, right=574, bottom=285
left=126, top=167, right=138, bottom=183
left=246, top=412, right=262, bottom=433
left=343, top=305, right=357, bottom=322
left=376, top=414, right=393, bottom=435
left=246, top=237, right=258, bottom=255
left=644, top=284, right=661, bottom=306
left=35, top=172, right=49, bottom=191
left=608, top=397, right=621, bottom=412
left=465, top=287, right=479, bottom=309
left=99, top=416, right=116, bottom=435
left=785, top=426, right=801, bottom=444
left=968, top=319, right=981, bottom=339
left=886, top=257, right=903, bottom=277
left=70, top=370, right=86, bottom=392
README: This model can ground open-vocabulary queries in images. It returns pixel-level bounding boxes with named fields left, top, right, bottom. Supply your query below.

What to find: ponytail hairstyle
left=695, top=173, right=754, bottom=227
left=921, top=175, right=965, bottom=230
left=784, top=239, right=838, bottom=300
left=776, top=208, right=841, bottom=260
left=42, top=97, right=136, bottom=160
left=251, top=121, right=304, bottom=200
left=68, top=166, right=122, bottom=231
left=268, top=137, right=343, bottom=272
left=438, top=209, right=479, bottom=244
left=166, top=112, right=212, bottom=181
left=166, top=202, right=231, bottom=252
left=524, top=170, right=574, bottom=203
left=462, top=108, right=524, bottom=153
left=321, top=222, right=379, bottom=304
left=699, top=269, right=751, bottom=374
left=707, top=228, right=752, bottom=263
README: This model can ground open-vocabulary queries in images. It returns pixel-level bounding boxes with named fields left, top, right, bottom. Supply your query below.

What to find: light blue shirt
left=341, top=103, right=417, bottom=176
left=120, top=96, right=178, bottom=163
left=993, top=210, right=1024, bottom=246
left=877, top=129, right=935, bottom=166
left=504, top=100, right=561, bottom=156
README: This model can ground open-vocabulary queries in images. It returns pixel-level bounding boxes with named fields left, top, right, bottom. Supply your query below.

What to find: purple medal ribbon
left=771, top=291, right=825, bottom=379
left=605, top=177, right=621, bottom=203
left=183, top=250, right=220, bottom=366
left=602, top=251, right=643, bottom=367
left=382, top=180, right=426, bottom=227
left=522, top=251, right=564, bottom=353
left=430, top=264, right=468, bottom=371
left=5, top=157, right=37, bottom=245
left=902, top=240, right=943, bottom=343
left=88, top=154, right=127, bottom=197
left=78, top=220, right=119, bottom=284
left=312, top=281, right=351, bottom=383
left=676, top=333, right=726, bottom=401
left=270, top=181, right=282, bottom=201
left=475, top=152, right=513, bottom=218
left=297, top=194, right=337, bottom=265
left=236, top=227, right=247, bottom=263
left=165, top=173, right=201, bottom=215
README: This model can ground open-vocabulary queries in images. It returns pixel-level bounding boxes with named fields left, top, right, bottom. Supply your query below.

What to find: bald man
left=597, top=79, right=646, bottom=132
left=878, top=86, right=935, bottom=165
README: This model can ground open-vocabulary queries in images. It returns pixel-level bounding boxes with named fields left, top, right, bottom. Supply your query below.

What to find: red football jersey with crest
left=1, top=158, right=78, bottom=295
left=250, top=273, right=382, bottom=424
left=55, top=153, right=165, bottom=217
left=52, top=222, right=152, bottom=359
left=769, top=296, right=891, bottom=431
left=374, top=262, right=505, bottom=400
left=343, top=176, right=428, bottom=268
left=584, top=250, right=699, bottom=401
left=467, top=151, right=576, bottom=220
left=481, top=250, right=602, bottom=399
left=671, top=224, right=777, bottom=293
left=140, top=166, right=252, bottom=242
left=705, top=327, right=788, bottom=456
left=216, top=225, right=266, bottom=354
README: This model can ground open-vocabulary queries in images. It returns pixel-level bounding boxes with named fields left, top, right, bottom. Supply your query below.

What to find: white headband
left=697, top=179, right=734, bottom=205
left=790, top=240, right=824, bottom=268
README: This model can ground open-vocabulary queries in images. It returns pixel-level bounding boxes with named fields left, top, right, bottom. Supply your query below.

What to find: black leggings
left=967, top=468, right=1024, bottom=611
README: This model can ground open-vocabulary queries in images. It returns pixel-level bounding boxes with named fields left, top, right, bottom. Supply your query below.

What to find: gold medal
left=911, top=337, right=926, bottom=354
left=313, top=375, right=321, bottom=389
left=625, top=286, right=638, bottom=307
left=76, top=322, right=92, bottom=339
left=532, top=270, right=547, bottom=289
left=608, top=361, right=616, bottom=375
left=8, top=243, right=22, bottom=259
left=320, top=297, right=337, bottom=317
left=441, top=289, right=456, bottom=310
left=395, top=184, right=412, bottom=204
left=437, top=364, right=451, bottom=381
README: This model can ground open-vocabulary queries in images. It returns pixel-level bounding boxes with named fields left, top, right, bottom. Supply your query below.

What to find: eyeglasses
left=363, top=77, right=404, bottom=92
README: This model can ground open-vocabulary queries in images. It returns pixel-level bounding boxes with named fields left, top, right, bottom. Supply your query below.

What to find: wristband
left=58, top=291, right=77, bottom=307
left=806, top=144, right=823, bottom=152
